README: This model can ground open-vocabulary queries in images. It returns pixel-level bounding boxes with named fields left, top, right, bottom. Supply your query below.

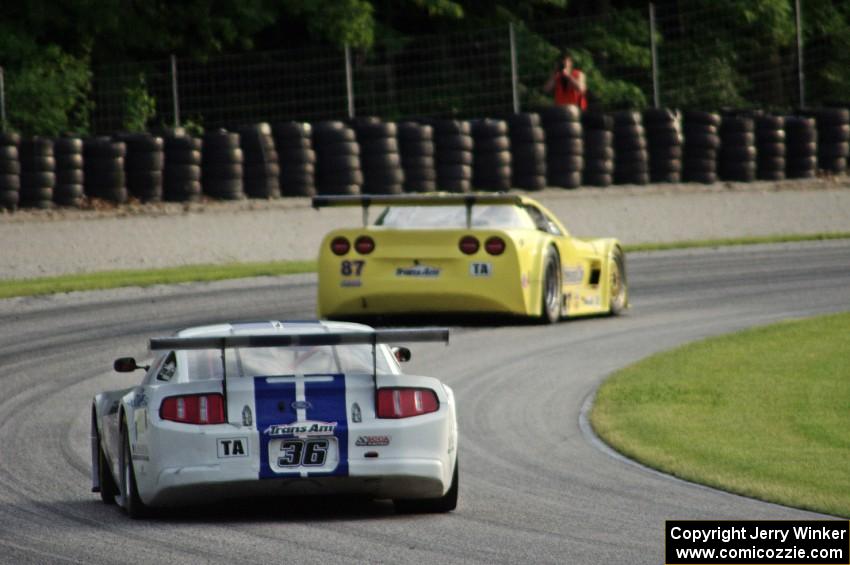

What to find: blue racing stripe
left=253, top=374, right=349, bottom=479
left=305, top=374, right=349, bottom=477
left=254, top=377, right=298, bottom=479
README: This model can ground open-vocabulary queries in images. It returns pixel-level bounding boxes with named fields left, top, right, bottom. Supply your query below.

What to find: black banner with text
left=665, top=520, right=849, bottom=564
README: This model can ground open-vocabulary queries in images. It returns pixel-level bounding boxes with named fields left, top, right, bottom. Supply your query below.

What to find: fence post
left=649, top=3, right=660, bottom=109
left=0, top=66, right=6, bottom=132
left=345, top=45, right=355, bottom=119
left=795, top=0, right=805, bottom=108
left=509, top=22, right=520, bottom=114
left=170, top=55, right=181, bottom=128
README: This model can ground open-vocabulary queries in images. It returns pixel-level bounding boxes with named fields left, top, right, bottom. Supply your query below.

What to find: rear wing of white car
left=150, top=328, right=449, bottom=418
left=312, top=193, right=523, bottom=227
left=149, top=328, right=449, bottom=351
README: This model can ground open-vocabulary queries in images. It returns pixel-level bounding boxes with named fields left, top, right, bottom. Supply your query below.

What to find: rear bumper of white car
left=133, top=413, right=455, bottom=507
left=148, top=458, right=448, bottom=506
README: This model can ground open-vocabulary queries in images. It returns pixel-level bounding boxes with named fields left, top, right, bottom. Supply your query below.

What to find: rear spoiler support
left=150, top=329, right=450, bottom=414
left=311, top=193, right=523, bottom=228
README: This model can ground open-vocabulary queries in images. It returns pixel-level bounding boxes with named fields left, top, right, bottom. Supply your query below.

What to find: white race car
left=91, top=320, right=457, bottom=517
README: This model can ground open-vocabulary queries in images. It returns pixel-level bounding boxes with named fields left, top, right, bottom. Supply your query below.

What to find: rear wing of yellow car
left=312, top=193, right=524, bottom=227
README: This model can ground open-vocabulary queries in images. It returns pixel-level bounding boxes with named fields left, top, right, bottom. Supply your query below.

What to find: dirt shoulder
left=2, top=178, right=848, bottom=279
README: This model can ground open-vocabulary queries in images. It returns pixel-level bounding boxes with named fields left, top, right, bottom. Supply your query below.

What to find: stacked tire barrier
left=397, top=121, right=437, bottom=193
left=238, top=123, right=280, bottom=198
left=755, top=115, right=786, bottom=181
left=683, top=111, right=721, bottom=184
left=120, top=134, right=164, bottom=202
left=272, top=122, right=315, bottom=197
left=507, top=113, right=546, bottom=190
left=540, top=106, right=583, bottom=189
left=313, top=121, right=361, bottom=195
left=813, top=108, right=849, bottom=174
left=163, top=135, right=202, bottom=202
left=84, top=137, right=127, bottom=203
left=581, top=112, right=614, bottom=187
left=54, top=137, right=85, bottom=207
left=19, top=137, right=55, bottom=208
left=352, top=119, right=404, bottom=195
left=644, top=109, right=683, bottom=183
left=471, top=118, right=512, bottom=191
left=0, top=133, right=20, bottom=210
left=719, top=116, right=756, bottom=182
left=785, top=116, right=817, bottom=179
left=613, top=112, right=649, bottom=185
left=202, top=129, right=244, bottom=199
left=432, top=119, right=473, bottom=193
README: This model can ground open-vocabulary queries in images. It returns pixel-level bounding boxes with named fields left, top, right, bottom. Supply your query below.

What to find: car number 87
left=278, top=438, right=329, bottom=467
left=340, top=260, right=365, bottom=276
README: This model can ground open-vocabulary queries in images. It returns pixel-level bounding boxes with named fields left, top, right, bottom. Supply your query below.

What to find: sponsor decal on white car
left=355, top=435, right=391, bottom=446
left=265, top=421, right=338, bottom=438
left=217, top=437, right=249, bottom=458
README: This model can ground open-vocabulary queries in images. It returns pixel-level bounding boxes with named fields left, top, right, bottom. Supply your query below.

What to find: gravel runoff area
left=1, top=178, right=849, bottom=280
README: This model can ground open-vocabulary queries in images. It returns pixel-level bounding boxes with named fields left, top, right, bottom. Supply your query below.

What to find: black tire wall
left=19, top=137, right=55, bottom=208
left=0, top=133, right=21, bottom=210
left=397, top=121, right=437, bottom=193
left=273, top=122, right=316, bottom=197
left=508, top=113, right=546, bottom=190
left=163, top=134, right=202, bottom=202
left=54, top=137, right=85, bottom=206
left=84, top=137, right=128, bottom=203
left=238, top=123, right=281, bottom=199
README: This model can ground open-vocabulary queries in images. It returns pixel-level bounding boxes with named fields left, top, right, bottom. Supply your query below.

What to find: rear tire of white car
left=97, top=432, right=119, bottom=505
left=538, top=248, right=562, bottom=324
left=394, top=459, right=459, bottom=514
left=119, top=419, right=148, bottom=519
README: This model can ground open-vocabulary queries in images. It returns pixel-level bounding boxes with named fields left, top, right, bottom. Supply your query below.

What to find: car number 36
left=278, top=438, right=329, bottom=467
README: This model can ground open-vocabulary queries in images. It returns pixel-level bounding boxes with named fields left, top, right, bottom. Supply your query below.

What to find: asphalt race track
left=1, top=240, right=848, bottom=564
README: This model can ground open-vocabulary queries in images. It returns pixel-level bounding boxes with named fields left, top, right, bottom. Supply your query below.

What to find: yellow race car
left=312, top=193, right=627, bottom=322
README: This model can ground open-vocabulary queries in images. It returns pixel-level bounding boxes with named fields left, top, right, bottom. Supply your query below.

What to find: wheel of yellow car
left=539, top=247, right=562, bottom=324
left=609, top=248, right=628, bottom=315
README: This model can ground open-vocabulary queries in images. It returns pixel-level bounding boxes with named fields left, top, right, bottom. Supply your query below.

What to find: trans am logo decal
left=254, top=374, right=349, bottom=479
left=265, top=421, right=337, bottom=437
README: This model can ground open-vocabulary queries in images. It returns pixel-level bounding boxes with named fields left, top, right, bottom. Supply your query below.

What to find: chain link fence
left=2, top=1, right=843, bottom=135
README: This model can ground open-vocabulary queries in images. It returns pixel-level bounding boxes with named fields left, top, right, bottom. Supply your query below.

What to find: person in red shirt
left=544, top=52, right=587, bottom=110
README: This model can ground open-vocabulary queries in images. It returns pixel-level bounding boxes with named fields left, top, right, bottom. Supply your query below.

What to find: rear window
left=375, top=205, right=535, bottom=229
left=184, top=344, right=393, bottom=380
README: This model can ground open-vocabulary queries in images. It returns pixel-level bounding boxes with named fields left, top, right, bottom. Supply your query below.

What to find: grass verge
left=2, top=231, right=850, bottom=300
left=591, top=312, right=850, bottom=518
left=624, top=231, right=850, bottom=252
left=0, top=260, right=316, bottom=299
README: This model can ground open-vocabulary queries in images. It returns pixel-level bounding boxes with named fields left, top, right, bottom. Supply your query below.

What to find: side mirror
left=114, top=357, right=147, bottom=372
left=392, top=347, right=412, bottom=363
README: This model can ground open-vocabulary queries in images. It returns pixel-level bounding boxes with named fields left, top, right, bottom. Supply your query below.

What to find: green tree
left=0, top=25, right=91, bottom=135
left=123, top=74, right=156, bottom=132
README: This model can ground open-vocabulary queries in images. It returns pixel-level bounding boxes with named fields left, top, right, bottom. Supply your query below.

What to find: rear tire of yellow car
left=394, top=458, right=459, bottom=514
left=609, top=248, right=627, bottom=315
left=539, top=248, right=562, bottom=324
left=119, top=418, right=148, bottom=519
